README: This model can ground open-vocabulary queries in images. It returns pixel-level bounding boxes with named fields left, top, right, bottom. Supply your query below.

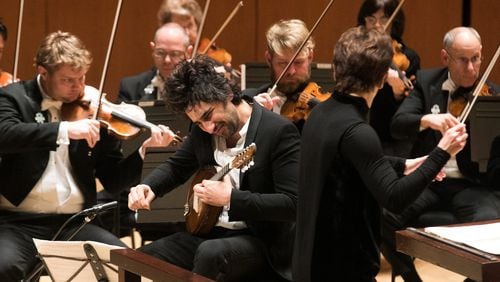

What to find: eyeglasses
left=152, top=49, right=185, bottom=61
left=446, top=51, right=482, bottom=67
left=364, top=16, right=389, bottom=25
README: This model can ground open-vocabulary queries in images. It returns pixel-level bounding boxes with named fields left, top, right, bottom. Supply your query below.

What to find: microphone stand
left=23, top=202, right=117, bottom=282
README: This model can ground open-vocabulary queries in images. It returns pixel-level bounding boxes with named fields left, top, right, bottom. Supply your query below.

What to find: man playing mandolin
left=128, top=55, right=300, bottom=281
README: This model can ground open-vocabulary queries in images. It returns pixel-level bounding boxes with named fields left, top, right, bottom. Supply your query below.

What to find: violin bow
left=268, top=0, right=336, bottom=97
left=459, top=44, right=500, bottom=123
left=94, top=0, right=123, bottom=120
left=12, top=0, right=25, bottom=81
left=382, top=0, right=413, bottom=90
left=200, top=1, right=244, bottom=55
left=383, top=0, right=405, bottom=32
left=192, top=0, right=211, bottom=59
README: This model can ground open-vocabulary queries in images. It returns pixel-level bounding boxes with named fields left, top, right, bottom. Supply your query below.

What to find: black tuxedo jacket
left=0, top=79, right=143, bottom=208
left=118, top=68, right=158, bottom=102
left=142, top=101, right=300, bottom=280
left=391, top=67, right=499, bottom=181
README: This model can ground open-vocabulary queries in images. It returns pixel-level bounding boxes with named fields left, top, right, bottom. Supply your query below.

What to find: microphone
left=79, top=201, right=118, bottom=216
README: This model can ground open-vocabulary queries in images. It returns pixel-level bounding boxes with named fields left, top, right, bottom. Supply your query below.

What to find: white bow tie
left=41, top=98, right=63, bottom=111
left=442, top=78, right=457, bottom=93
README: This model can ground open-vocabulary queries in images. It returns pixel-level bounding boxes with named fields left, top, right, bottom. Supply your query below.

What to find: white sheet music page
left=33, top=239, right=125, bottom=282
left=424, top=222, right=500, bottom=255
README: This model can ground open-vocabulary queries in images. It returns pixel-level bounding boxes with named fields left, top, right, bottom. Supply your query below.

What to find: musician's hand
left=67, top=119, right=101, bottom=148
left=438, top=123, right=468, bottom=157
left=386, top=68, right=407, bottom=99
left=421, top=113, right=459, bottom=134
left=142, top=125, right=176, bottom=149
left=405, top=155, right=446, bottom=181
left=404, top=156, right=427, bottom=175
left=193, top=176, right=232, bottom=207
left=254, top=93, right=281, bottom=110
left=128, top=184, right=156, bottom=211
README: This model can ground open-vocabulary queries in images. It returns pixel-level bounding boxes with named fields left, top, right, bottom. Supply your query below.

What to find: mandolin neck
left=210, top=163, right=231, bottom=181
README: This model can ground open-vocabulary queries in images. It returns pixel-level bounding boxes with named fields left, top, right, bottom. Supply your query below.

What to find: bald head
left=441, top=27, right=483, bottom=88
left=151, top=22, right=192, bottom=79
left=154, top=22, right=190, bottom=47
left=443, top=27, right=481, bottom=50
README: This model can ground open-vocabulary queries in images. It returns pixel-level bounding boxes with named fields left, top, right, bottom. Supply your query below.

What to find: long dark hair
left=357, top=0, right=405, bottom=42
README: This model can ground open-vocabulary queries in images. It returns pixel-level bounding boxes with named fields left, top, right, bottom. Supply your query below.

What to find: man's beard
left=271, top=70, right=311, bottom=96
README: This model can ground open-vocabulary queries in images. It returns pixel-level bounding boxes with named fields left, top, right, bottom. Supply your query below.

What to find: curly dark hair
left=165, top=55, right=242, bottom=113
left=333, top=26, right=393, bottom=94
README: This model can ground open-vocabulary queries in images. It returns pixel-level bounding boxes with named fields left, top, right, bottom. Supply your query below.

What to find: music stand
left=33, top=239, right=124, bottom=282
left=469, top=96, right=500, bottom=172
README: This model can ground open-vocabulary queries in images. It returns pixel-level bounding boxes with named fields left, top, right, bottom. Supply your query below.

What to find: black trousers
left=139, top=227, right=285, bottom=282
left=0, top=211, right=126, bottom=281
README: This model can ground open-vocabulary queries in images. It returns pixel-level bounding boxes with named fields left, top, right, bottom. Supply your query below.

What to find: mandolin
left=184, top=143, right=256, bottom=235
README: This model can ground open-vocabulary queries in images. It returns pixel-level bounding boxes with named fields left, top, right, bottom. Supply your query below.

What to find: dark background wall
left=0, top=0, right=498, bottom=101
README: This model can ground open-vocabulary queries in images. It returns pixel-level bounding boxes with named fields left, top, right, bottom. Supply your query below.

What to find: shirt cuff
left=57, top=121, right=70, bottom=145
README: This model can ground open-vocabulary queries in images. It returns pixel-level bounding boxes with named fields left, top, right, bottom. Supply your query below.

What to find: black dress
left=294, top=92, right=450, bottom=282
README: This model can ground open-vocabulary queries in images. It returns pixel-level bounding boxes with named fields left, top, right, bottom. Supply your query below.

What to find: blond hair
left=266, top=19, right=315, bottom=57
left=157, top=0, right=202, bottom=26
left=34, top=31, right=92, bottom=73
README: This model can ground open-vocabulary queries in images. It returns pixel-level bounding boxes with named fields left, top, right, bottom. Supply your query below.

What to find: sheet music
left=425, top=222, right=500, bottom=255
left=33, top=239, right=125, bottom=281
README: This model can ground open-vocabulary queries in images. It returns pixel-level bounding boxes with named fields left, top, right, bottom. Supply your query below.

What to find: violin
left=198, top=37, right=232, bottom=66
left=280, top=82, right=331, bottom=122
left=0, top=71, right=14, bottom=87
left=392, top=39, right=410, bottom=71
left=449, top=84, right=493, bottom=118
left=61, top=86, right=183, bottom=142
left=389, top=41, right=413, bottom=92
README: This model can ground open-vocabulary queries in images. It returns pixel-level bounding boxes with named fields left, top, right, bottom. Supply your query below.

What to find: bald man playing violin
left=0, top=31, right=175, bottom=281
left=383, top=27, right=500, bottom=282
left=118, top=22, right=192, bottom=102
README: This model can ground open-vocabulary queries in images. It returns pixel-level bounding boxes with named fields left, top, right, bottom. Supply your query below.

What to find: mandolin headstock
left=231, top=143, right=256, bottom=171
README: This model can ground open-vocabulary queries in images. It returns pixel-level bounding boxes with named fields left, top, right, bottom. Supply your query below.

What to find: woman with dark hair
left=293, top=26, right=466, bottom=282
left=358, top=0, right=420, bottom=157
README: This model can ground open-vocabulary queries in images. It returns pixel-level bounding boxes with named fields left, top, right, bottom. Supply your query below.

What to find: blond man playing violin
left=246, top=19, right=317, bottom=131
left=0, top=31, right=174, bottom=281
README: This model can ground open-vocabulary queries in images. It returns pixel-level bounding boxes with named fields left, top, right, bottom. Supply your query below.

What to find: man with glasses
left=383, top=26, right=500, bottom=282
left=118, top=22, right=192, bottom=102
left=95, top=22, right=192, bottom=238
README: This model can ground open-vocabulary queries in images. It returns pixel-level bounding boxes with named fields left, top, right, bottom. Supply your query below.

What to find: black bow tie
left=451, top=86, right=474, bottom=101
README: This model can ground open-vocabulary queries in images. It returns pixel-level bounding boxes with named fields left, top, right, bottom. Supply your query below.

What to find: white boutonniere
left=35, top=112, right=46, bottom=124
left=431, top=104, right=440, bottom=114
